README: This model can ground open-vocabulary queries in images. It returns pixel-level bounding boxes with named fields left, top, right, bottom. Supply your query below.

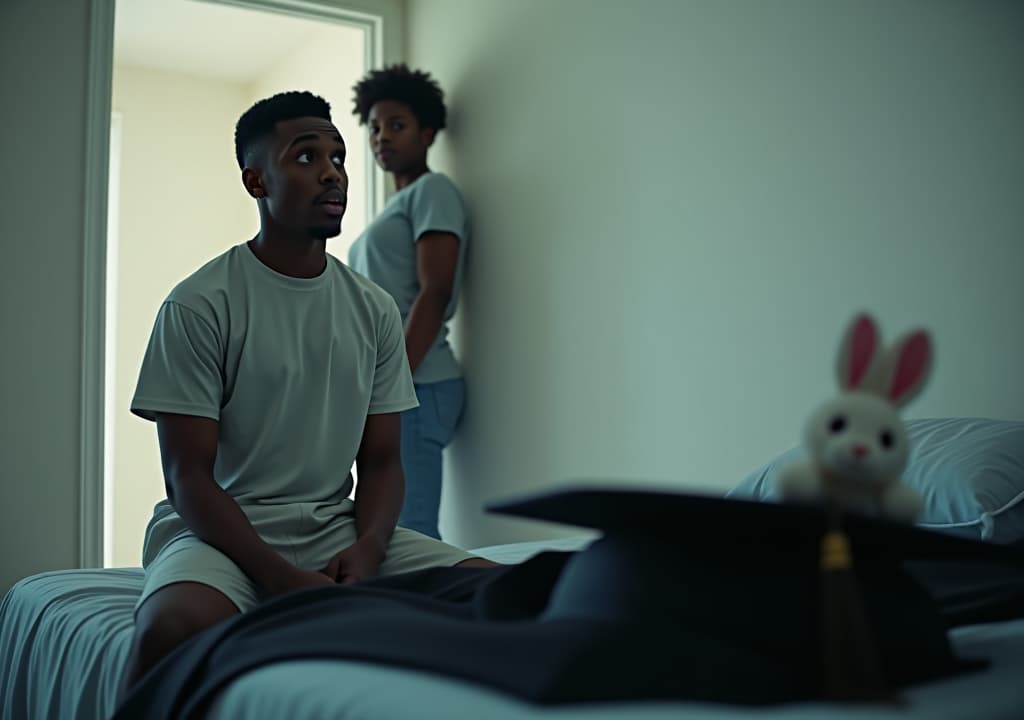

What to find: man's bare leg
left=116, top=582, right=239, bottom=705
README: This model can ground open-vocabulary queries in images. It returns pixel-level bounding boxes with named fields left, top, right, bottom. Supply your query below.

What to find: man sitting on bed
left=117, top=91, right=495, bottom=702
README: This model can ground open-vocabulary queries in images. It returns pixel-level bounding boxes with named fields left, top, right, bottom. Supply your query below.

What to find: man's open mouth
left=317, top=190, right=347, bottom=216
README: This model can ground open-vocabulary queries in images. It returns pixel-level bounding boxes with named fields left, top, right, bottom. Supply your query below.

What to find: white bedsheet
left=2, top=536, right=1022, bottom=720
left=0, top=568, right=139, bottom=720
left=207, top=619, right=1024, bottom=720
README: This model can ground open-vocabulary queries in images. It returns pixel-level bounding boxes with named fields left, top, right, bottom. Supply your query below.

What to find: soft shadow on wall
left=414, top=0, right=1024, bottom=549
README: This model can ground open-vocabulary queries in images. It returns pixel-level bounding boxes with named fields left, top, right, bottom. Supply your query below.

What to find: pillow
left=727, top=418, right=1024, bottom=544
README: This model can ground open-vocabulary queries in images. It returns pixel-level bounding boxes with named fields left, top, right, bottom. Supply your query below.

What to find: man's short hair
left=351, top=64, right=447, bottom=132
left=234, top=91, right=332, bottom=169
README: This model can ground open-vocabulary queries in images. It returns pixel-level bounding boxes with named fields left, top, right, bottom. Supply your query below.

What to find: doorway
left=101, top=0, right=383, bottom=567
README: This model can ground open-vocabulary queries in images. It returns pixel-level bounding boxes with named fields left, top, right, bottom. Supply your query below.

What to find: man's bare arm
left=353, top=412, right=405, bottom=559
left=323, top=412, right=404, bottom=584
left=155, top=412, right=331, bottom=593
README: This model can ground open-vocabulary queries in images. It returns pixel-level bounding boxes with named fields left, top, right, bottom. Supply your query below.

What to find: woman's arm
left=404, top=231, right=459, bottom=374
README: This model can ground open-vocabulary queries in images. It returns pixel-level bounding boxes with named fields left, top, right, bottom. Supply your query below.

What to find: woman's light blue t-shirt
left=348, top=172, right=469, bottom=384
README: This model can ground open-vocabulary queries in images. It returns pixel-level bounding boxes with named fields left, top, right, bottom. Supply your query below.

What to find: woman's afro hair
left=352, top=64, right=446, bottom=131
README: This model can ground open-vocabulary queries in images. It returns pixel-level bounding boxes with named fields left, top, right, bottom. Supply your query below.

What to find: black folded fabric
left=908, top=560, right=1024, bottom=627
left=113, top=490, right=1024, bottom=720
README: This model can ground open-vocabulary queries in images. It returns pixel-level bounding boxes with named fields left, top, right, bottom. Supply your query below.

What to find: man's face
left=368, top=100, right=434, bottom=174
left=254, top=116, right=349, bottom=239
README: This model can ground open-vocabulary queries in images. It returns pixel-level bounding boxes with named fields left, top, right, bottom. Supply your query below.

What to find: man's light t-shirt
left=131, top=242, right=418, bottom=509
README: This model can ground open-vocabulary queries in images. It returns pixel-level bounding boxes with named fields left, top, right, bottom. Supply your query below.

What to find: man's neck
left=247, top=232, right=327, bottom=279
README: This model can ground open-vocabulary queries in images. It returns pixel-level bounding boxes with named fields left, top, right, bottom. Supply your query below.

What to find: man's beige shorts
left=137, top=497, right=477, bottom=613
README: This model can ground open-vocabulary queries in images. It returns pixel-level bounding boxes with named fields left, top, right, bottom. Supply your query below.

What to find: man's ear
left=421, top=126, right=437, bottom=148
left=242, top=167, right=265, bottom=199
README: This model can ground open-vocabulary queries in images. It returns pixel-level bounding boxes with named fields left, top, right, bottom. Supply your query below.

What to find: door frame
left=80, top=0, right=390, bottom=568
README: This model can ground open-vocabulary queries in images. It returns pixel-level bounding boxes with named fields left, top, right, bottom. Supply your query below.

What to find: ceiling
left=114, top=0, right=347, bottom=83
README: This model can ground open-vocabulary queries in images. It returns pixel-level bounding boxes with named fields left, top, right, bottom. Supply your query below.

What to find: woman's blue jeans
left=398, top=377, right=466, bottom=539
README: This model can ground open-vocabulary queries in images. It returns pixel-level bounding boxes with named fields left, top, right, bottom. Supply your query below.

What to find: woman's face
left=367, top=99, right=435, bottom=173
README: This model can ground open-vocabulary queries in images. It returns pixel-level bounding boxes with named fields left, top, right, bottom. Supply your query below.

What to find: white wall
left=0, top=0, right=92, bottom=594
left=108, top=64, right=254, bottom=567
left=407, top=0, right=1024, bottom=547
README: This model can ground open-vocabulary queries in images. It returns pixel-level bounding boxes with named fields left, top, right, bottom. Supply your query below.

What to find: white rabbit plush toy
left=777, top=312, right=933, bottom=523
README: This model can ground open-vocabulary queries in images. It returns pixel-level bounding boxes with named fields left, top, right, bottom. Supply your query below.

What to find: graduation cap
left=485, top=486, right=1024, bottom=705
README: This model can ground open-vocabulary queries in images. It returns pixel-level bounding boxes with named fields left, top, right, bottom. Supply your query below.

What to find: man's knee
left=118, top=600, right=227, bottom=706
left=134, top=607, right=207, bottom=660
left=131, top=584, right=238, bottom=666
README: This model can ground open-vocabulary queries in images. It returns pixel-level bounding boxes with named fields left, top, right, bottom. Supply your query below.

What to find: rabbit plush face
left=803, top=392, right=910, bottom=489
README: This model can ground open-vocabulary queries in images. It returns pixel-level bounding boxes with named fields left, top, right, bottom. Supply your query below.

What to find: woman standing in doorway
left=349, top=65, right=470, bottom=540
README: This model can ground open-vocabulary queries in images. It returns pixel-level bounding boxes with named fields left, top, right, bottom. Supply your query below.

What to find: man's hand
left=267, top=567, right=336, bottom=595
left=322, top=539, right=385, bottom=585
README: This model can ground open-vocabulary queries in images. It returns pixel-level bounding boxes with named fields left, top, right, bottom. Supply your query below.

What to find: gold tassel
left=820, top=506, right=888, bottom=702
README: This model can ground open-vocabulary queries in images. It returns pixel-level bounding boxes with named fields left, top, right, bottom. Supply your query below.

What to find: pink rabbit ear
left=886, top=331, right=933, bottom=406
left=837, top=313, right=878, bottom=390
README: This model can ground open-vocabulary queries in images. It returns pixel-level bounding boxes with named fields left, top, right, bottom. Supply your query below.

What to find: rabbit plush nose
left=852, top=445, right=868, bottom=459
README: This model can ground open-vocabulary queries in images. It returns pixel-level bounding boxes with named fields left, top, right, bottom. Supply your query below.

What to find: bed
left=3, top=417, right=1023, bottom=720
left=0, top=539, right=588, bottom=720
left=4, top=538, right=1024, bottom=720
